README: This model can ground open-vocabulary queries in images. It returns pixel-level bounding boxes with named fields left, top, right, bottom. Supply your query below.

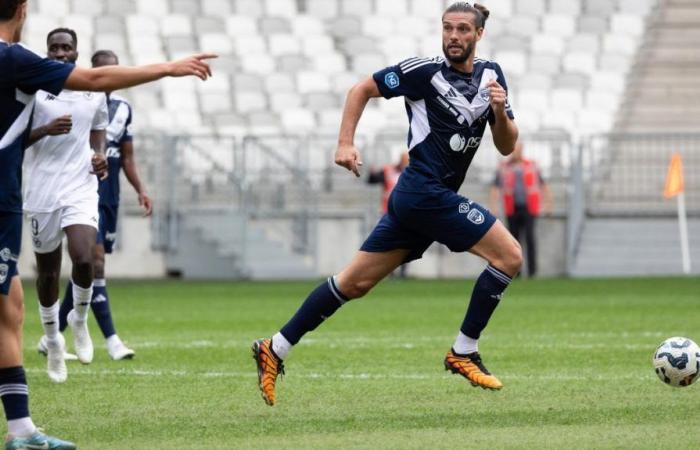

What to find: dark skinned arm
left=120, top=141, right=153, bottom=216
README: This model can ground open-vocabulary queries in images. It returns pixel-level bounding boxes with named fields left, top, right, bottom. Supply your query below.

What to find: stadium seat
left=379, top=36, right=418, bottom=60
left=327, top=16, right=362, bottom=38
left=410, top=0, right=443, bottom=17
left=270, top=92, right=303, bottom=113
left=352, top=53, right=388, bottom=75
left=195, top=17, right=226, bottom=34
left=291, top=15, right=325, bottom=35
left=362, top=16, right=395, bottom=38
left=202, top=0, right=233, bottom=16
left=548, top=0, right=582, bottom=15
left=603, top=34, right=639, bottom=55
left=578, top=16, right=609, bottom=33
left=305, top=0, right=339, bottom=19
left=268, top=34, right=302, bottom=56
left=95, top=16, right=125, bottom=34
left=225, top=16, right=258, bottom=36
left=375, top=0, right=409, bottom=16
left=38, top=0, right=69, bottom=16
left=171, top=0, right=201, bottom=15
left=234, top=35, right=267, bottom=55
left=70, top=0, right=104, bottom=16
left=265, top=73, right=296, bottom=93
left=233, top=73, right=264, bottom=92
left=312, top=53, right=347, bottom=74
left=611, top=14, right=645, bottom=36
left=542, top=14, right=577, bottom=37
left=531, top=35, right=565, bottom=55
left=302, top=34, right=335, bottom=56
left=235, top=91, right=268, bottom=113
left=340, top=0, right=371, bottom=15
left=563, top=52, right=597, bottom=75
left=514, top=0, right=546, bottom=16
left=263, top=0, right=297, bottom=17
left=62, top=14, right=93, bottom=37
left=234, top=0, right=263, bottom=17
left=278, top=54, right=310, bottom=72
left=126, top=16, right=159, bottom=36
left=281, top=108, right=316, bottom=132
left=297, top=71, right=332, bottom=94
left=240, top=54, right=276, bottom=74
left=506, top=16, right=539, bottom=37
left=136, top=0, right=168, bottom=17
left=161, top=15, right=193, bottom=37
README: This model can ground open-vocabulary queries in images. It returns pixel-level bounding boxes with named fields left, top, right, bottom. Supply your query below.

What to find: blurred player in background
left=490, top=141, right=553, bottom=277
left=56, top=50, right=151, bottom=361
left=253, top=2, right=521, bottom=406
left=0, top=0, right=214, bottom=446
left=367, top=151, right=409, bottom=277
left=26, top=28, right=109, bottom=383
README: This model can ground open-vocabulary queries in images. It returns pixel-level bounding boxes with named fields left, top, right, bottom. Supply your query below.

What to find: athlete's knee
left=338, top=277, right=377, bottom=299
left=491, top=239, right=522, bottom=276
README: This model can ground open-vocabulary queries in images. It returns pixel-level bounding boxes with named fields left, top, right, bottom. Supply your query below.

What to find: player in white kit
left=24, top=28, right=108, bottom=383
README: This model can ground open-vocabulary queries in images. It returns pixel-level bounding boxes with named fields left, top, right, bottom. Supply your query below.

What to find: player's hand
left=487, top=79, right=508, bottom=114
left=91, top=153, right=109, bottom=180
left=139, top=192, right=153, bottom=217
left=335, top=143, right=363, bottom=177
left=167, top=54, right=218, bottom=80
left=45, top=115, right=72, bottom=136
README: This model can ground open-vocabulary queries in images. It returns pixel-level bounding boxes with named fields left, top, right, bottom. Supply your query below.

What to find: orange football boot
left=444, top=349, right=503, bottom=390
left=252, top=338, right=285, bottom=405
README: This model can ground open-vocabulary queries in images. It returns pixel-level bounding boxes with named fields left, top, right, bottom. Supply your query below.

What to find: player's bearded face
left=441, top=13, right=481, bottom=64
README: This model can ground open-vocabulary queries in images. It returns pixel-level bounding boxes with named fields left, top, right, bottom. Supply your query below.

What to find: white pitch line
left=22, top=367, right=651, bottom=382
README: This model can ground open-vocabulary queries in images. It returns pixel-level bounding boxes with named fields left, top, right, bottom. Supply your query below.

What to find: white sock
left=453, top=331, right=478, bottom=355
left=271, top=332, right=292, bottom=360
left=39, top=302, right=60, bottom=340
left=7, top=417, right=37, bottom=438
left=72, top=282, right=93, bottom=321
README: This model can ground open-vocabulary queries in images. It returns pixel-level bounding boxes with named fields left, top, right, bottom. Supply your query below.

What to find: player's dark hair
left=92, top=49, right=119, bottom=65
left=443, top=2, right=490, bottom=28
left=0, top=0, right=26, bottom=21
left=46, top=27, right=78, bottom=48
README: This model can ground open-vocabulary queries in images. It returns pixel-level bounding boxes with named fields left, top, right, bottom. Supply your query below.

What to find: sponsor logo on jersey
left=458, top=203, right=470, bottom=214
left=384, top=72, right=400, bottom=89
left=44, top=93, right=57, bottom=101
left=467, top=209, right=485, bottom=225
left=449, top=133, right=466, bottom=152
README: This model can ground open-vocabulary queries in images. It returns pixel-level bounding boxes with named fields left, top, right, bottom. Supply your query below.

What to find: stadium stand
left=19, top=0, right=699, bottom=279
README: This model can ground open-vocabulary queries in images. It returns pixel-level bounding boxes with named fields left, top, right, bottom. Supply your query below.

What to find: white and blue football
left=653, top=337, right=700, bottom=387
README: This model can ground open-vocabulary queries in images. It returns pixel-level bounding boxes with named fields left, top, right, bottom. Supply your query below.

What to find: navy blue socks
left=0, top=367, right=29, bottom=421
left=280, top=276, right=348, bottom=345
left=460, top=265, right=512, bottom=340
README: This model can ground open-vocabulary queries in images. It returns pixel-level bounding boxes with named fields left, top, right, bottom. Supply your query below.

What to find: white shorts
left=27, top=195, right=99, bottom=254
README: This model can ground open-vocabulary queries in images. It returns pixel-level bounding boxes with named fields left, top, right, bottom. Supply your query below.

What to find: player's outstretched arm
left=335, top=77, right=382, bottom=177
left=63, top=54, right=217, bottom=92
left=487, top=79, right=518, bottom=155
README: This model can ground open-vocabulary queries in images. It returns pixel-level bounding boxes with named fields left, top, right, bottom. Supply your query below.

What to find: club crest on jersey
left=385, top=72, right=400, bottom=89
left=467, top=209, right=485, bottom=225
left=0, top=248, right=10, bottom=262
left=0, top=264, right=8, bottom=284
left=478, top=88, right=490, bottom=101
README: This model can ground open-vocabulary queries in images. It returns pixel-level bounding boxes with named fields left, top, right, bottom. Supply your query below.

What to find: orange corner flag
left=664, top=153, right=685, bottom=199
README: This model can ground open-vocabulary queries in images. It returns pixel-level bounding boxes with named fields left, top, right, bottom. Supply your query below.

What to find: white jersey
left=23, top=89, right=109, bottom=212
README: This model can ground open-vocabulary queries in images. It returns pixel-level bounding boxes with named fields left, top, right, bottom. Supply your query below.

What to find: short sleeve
left=120, top=104, right=133, bottom=144
left=372, top=58, right=429, bottom=100
left=91, top=94, right=109, bottom=130
left=487, top=62, right=515, bottom=125
left=11, top=45, right=74, bottom=96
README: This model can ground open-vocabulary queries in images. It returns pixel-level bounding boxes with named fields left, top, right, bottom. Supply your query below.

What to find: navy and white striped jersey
left=373, top=56, right=514, bottom=193
left=98, top=94, right=133, bottom=206
left=0, top=42, right=73, bottom=213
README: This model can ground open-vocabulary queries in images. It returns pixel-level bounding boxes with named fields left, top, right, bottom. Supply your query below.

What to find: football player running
left=26, top=28, right=110, bottom=382
left=253, top=2, right=521, bottom=406
left=53, top=50, right=148, bottom=362
left=0, top=0, right=214, bottom=447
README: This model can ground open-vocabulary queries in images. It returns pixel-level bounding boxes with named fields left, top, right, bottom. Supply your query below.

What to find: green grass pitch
left=13, top=277, right=700, bottom=449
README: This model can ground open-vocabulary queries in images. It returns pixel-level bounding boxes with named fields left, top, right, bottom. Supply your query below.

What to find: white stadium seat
left=542, top=14, right=576, bottom=37
left=341, top=0, right=372, bottom=16
left=234, top=35, right=267, bottom=55
left=563, top=52, right=597, bottom=75
left=602, top=34, right=639, bottom=55
left=126, top=16, right=159, bottom=36
left=269, top=92, right=303, bottom=113
left=306, top=0, right=339, bottom=19
left=313, top=53, right=347, bottom=74
left=531, top=35, right=565, bottom=55
left=291, top=15, right=325, bottom=36
left=362, top=16, right=395, bottom=38
left=226, top=17, right=258, bottom=36
left=136, top=0, right=168, bottom=16
left=200, top=33, right=233, bottom=55
left=268, top=34, right=302, bottom=56
left=263, top=0, right=297, bottom=17
left=202, top=0, right=232, bottom=16
left=302, top=35, right=335, bottom=56
left=161, top=15, right=193, bottom=37
left=297, top=71, right=332, bottom=94
left=235, top=91, right=267, bottom=113
left=375, top=0, right=409, bottom=16
left=610, top=14, right=645, bottom=36
left=281, top=108, right=316, bottom=132
left=240, top=54, right=275, bottom=75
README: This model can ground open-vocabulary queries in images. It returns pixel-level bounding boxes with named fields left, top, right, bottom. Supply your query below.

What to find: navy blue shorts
left=96, top=203, right=118, bottom=254
left=0, top=213, right=21, bottom=295
left=361, top=189, right=496, bottom=263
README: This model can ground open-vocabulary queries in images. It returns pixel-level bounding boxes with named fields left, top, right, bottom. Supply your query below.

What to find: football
left=652, top=337, right=700, bottom=387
